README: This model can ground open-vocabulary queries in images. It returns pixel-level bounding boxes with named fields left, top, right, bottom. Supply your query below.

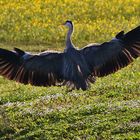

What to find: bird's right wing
left=0, top=48, right=64, bottom=86
left=80, top=26, right=140, bottom=77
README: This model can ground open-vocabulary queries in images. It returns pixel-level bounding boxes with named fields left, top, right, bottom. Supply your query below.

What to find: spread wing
left=0, top=48, right=64, bottom=86
left=80, top=26, right=140, bottom=77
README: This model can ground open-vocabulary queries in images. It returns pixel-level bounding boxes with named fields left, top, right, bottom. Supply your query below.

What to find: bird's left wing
left=0, top=48, right=64, bottom=86
left=80, top=26, right=140, bottom=77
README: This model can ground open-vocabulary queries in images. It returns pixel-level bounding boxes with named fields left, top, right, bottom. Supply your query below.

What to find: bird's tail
left=74, top=79, right=88, bottom=91
left=121, top=26, right=140, bottom=58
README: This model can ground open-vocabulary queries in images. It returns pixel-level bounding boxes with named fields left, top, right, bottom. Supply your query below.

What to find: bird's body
left=0, top=20, right=140, bottom=90
left=63, top=47, right=91, bottom=90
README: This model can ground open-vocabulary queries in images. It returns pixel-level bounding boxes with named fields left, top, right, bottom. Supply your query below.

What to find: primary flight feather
left=0, top=20, right=140, bottom=90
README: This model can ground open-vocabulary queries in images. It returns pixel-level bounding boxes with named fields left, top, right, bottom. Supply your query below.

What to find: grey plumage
left=0, top=20, right=140, bottom=90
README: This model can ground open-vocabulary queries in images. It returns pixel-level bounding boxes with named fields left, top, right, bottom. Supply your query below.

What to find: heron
left=0, top=20, right=140, bottom=90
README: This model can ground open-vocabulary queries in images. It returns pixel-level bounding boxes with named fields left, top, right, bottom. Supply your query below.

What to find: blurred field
left=0, top=0, right=140, bottom=49
left=0, top=0, right=140, bottom=139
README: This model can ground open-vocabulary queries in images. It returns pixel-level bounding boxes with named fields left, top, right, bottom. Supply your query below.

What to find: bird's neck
left=66, top=26, right=74, bottom=50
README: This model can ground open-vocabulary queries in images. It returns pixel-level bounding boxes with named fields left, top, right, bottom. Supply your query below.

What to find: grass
left=0, top=0, right=140, bottom=139
left=0, top=59, right=140, bottom=139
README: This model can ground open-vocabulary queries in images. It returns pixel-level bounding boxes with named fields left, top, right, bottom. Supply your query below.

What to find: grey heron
left=0, top=20, right=140, bottom=90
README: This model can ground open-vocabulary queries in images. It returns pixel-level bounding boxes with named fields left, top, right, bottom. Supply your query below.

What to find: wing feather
left=0, top=48, right=64, bottom=86
left=80, top=26, right=140, bottom=77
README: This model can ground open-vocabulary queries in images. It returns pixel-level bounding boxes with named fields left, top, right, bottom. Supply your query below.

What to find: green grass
left=0, top=0, right=140, bottom=139
left=0, top=59, right=140, bottom=139
left=0, top=59, right=140, bottom=140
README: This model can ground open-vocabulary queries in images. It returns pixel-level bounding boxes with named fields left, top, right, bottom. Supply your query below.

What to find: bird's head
left=63, top=20, right=73, bottom=28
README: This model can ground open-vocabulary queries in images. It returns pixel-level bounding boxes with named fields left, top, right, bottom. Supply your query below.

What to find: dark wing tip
left=116, top=31, right=124, bottom=39
left=123, top=25, right=140, bottom=44
left=14, top=48, right=25, bottom=56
